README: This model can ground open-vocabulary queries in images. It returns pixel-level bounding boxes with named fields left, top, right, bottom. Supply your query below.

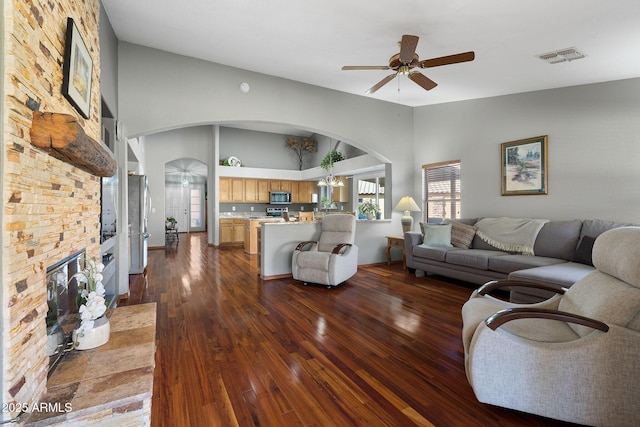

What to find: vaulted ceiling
left=103, top=0, right=640, bottom=107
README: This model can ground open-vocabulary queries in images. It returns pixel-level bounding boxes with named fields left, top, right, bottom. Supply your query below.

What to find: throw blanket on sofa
left=475, top=217, right=549, bottom=255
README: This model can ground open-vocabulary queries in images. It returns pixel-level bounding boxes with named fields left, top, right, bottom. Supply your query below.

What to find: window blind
left=422, top=160, right=461, bottom=223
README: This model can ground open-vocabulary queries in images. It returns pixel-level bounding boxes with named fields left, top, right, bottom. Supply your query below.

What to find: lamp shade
left=394, top=196, right=421, bottom=234
left=394, top=196, right=421, bottom=212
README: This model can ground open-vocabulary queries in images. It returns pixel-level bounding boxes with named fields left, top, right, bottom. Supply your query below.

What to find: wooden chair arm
left=485, top=308, right=609, bottom=332
left=331, top=243, right=352, bottom=255
left=478, top=279, right=569, bottom=296
left=295, top=241, right=317, bottom=251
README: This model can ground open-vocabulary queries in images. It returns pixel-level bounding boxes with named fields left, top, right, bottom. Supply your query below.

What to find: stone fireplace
left=45, top=250, right=84, bottom=372
left=2, top=0, right=102, bottom=422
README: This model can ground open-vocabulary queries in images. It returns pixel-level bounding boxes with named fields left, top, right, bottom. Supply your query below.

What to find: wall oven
left=270, top=191, right=291, bottom=204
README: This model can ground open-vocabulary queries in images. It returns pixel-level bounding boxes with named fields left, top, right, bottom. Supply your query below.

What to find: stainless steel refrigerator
left=128, top=175, right=150, bottom=274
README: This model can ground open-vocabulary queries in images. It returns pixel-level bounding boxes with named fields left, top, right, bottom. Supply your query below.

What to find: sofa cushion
left=419, top=223, right=453, bottom=247
left=450, top=221, right=477, bottom=249
left=446, top=249, right=508, bottom=270
left=489, top=254, right=567, bottom=274
left=447, top=218, right=479, bottom=226
left=471, top=234, right=502, bottom=251
left=413, top=244, right=461, bottom=262
left=571, top=235, right=596, bottom=266
left=533, top=220, right=582, bottom=260
left=509, top=262, right=595, bottom=288
left=580, top=219, right=631, bottom=240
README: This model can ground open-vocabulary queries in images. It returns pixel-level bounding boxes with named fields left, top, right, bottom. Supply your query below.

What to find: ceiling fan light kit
left=343, top=34, right=475, bottom=94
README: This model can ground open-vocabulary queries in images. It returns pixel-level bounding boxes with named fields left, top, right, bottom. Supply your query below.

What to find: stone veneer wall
left=2, top=0, right=101, bottom=419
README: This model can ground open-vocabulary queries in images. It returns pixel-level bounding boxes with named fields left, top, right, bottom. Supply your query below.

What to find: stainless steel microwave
left=269, top=191, right=291, bottom=204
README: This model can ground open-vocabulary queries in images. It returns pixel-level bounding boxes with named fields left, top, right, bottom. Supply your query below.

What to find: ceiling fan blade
left=365, top=73, right=397, bottom=94
left=399, top=35, right=419, bottom=64
left=419, top=51, right=475, bottom=68
left=408, top=72, right=438, bottom=91
left=342, top=65, right=390, bottom=70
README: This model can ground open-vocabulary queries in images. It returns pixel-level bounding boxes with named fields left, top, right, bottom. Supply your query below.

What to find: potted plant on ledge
left=320, top=149, right=345, bottom=171
left=358, top=200, right=380, bottom=220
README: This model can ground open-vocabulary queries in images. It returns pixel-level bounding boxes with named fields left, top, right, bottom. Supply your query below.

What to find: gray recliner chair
left=461, top=226, right=640, bottom=427
left=292, top=214, right=358, bottom=287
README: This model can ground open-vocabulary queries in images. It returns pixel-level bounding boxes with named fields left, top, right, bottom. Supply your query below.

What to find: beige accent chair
left=461, top=226, right=640, bottom=427
left=292, top=214, right=358, bottom=287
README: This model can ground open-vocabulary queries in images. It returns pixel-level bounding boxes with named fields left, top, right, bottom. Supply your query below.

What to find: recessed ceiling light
left=536, top=47, right=586, bottom=64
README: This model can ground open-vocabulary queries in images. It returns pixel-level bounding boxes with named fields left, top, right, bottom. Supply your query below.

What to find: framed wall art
left=62, top=17, right=93, bottom=119
left=501, top=135, right=548, bottom=196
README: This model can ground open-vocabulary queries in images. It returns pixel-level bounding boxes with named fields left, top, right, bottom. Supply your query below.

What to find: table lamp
left=394, top=196, right=421, bottom=234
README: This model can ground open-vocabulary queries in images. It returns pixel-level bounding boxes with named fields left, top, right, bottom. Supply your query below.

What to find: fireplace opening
left=45, top=249, right=85, bottom=376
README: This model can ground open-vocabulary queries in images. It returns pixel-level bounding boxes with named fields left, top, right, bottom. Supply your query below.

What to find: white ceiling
left=103, top=0, right=640, bottom=108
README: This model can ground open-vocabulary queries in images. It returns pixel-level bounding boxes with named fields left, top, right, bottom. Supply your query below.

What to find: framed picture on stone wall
left=501, top=135, right=548, bottom=196
left=62, top=17, right=93, bottom=119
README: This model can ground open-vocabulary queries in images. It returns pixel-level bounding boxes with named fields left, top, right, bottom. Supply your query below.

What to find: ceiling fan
left=342, top=35, right=475, bottom=94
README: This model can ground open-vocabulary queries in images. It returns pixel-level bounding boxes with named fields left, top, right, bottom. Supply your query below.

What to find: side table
left=385, top=235, right=406, bottom=269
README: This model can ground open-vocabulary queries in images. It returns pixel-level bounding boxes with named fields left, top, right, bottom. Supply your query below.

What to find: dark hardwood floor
left=123, top=232, right=580, bottom=427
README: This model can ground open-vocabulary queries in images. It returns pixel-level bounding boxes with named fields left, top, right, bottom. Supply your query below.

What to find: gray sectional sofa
left=404, top=217, right=634, bottom=302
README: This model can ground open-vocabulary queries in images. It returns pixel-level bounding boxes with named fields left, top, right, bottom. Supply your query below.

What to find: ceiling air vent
left=536, top=47, right=586, bottom=64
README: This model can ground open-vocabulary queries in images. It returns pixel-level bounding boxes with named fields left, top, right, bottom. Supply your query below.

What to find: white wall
left=98, top=2, right=118, bottom=116
left=117, top=42, right=418, bottom=252
left=116, top=42, right=640, bottom=255
left=413, top=78, right=640, bottom=223
left=143, top=126, right=213, bottom=247
left=220, top=127, right=319, bottom=170
left=116, top=42, right=417, bottom=208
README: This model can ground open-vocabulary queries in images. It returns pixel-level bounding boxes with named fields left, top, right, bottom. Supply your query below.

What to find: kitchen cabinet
left=219, top=218, right=245, bottom=245
left=296, top=181, right=316, bottom=203
left=333, top=176, right=349, bottom=203
left=290, top=181, right=299, bottom=203
left=244, top=179, right=270, bottom=203
left=219, top=178, right=244, bottom=202
left=220, top=178, right=317, bottom=203
left=270, top=180, right=292, bottom=192
left=233, top=219, right=245, bottom=242
left=219, top=178, right=231, bottom=202
left=244, top=218, right=282, bottom=254
left=279, top=180, right=292, bottom=192
left=244, top=179, right=257, bottom=202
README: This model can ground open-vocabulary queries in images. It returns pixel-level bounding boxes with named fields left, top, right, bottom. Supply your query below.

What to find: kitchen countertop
left=219, top=213, right=391, bottom=223
left=262, top=219, right=391, bottom=224
left=219, top=214, right=278, bottom=220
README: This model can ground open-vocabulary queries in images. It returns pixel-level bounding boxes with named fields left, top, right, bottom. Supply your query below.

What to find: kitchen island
left=260, top=218, right=395, bottom=280
left=244, top=217, right=283, bottom=254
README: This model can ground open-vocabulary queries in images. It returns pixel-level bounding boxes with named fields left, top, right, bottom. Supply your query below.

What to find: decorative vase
left=73, top=316, right=110, bottom=350
left=366, top=213, right=374, bottom=220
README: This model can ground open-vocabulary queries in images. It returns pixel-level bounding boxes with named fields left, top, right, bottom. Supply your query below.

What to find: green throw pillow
left=420, top=223, right=453, bottom=247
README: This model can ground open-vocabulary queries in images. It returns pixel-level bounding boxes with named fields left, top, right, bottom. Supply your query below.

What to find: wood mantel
left=30, top=112, right=117, bottom=177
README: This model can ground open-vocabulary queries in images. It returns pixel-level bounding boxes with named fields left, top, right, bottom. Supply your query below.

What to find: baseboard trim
left=261, top=273, right=293, bottom=281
